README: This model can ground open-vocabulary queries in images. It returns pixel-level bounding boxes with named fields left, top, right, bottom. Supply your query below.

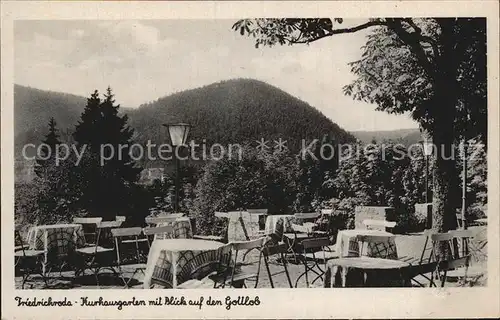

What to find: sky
left=14, top=19, right=418, bottom=132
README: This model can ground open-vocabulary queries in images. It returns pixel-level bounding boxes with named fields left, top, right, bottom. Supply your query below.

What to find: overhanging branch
left=291, top=20, right=387, bottom=44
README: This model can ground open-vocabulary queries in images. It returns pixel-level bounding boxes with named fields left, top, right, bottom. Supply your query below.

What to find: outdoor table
left=143, top=238, right=224, bottom=288
left=155, top=217, right=193, bottom=239
left=336, top=229, right=398, bottom=259
left=26, top=223, right=85, bottom=274
left=323, top=257, right=411, bottom=287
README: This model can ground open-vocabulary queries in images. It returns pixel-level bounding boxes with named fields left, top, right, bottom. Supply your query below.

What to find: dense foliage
left=234, top=18, right=487, bottom=233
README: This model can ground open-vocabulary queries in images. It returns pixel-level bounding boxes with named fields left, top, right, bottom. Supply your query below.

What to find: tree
left=233, top=18, right=486, bottom=232
left=35, top=117, right=61, bottom=177
left=191, top=146, right=297, bottom=236
left=73, top=87, right=142, bottom=220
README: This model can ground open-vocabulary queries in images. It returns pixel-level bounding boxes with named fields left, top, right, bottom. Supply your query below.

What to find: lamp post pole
left=424, top=154, right=429, bottom=203
left=461, top=140, right=467, bottom=231
left=163, top=123, right=191, bottom=214
left=174, top=150, right=180, bottom=213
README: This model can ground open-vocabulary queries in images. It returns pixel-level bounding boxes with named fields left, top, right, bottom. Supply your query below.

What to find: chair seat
left=210, top=270, right=258, bottom=284
left=299, top=250, right=339, bottom=261
left=76, top=246, right=114, bottom=255
left=283, top=233, right=310, bottom=239
left=193, top=235, right=224, bottom=241
left=122, top=238, right=149, bottom=244
left=15, top=249, right=44, bottom=257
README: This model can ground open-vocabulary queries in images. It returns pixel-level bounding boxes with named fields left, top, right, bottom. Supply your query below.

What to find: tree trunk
left=431, top=114, right=459, bottom=233
left=431, top=19, right=461, bottom=235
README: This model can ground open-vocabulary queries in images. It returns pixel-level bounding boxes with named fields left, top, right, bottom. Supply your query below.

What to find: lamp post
left=420, top=137, right=433, bottom=203
left=461, top=139, right=468, bottom=230
left=163, top=123, right=191, bottom=213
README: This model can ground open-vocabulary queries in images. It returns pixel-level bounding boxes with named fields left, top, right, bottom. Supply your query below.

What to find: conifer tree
left=35, top=117, right=61, bottom=177
left=73, top=87, right=142, bottom=219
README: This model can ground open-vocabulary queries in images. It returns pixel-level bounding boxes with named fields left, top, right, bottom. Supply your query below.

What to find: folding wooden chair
left=260, top=241, right=293, bottom=288
left=75, top=225, right=117, bottom=284
left=15, top=228, right=46, bottom=289
left=397, top=230, right=437, bottom=286
left=111, top=227, right=149, bottom=288
left=294, top=237, right=337, bottom=287
left=211, top=237, right=266, bottom=288
left=444, top=230, right=483, bottom=285
left=73, top=217, right=103, bottom=245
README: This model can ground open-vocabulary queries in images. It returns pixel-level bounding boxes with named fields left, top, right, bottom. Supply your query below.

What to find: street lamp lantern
left=164, top=123, right=191, bottom=146
left=163, top=123, right=191, bottom=213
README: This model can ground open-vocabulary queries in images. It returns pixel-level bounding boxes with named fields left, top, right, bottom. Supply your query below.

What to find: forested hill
left=14, top=79, right=355, bottom=161
left=127, top=79, right=355, bottom=155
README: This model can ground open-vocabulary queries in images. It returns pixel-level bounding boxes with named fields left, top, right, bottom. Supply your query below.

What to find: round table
left=335, top=229, right=398, bottom=259
left=143, top=239, right=224, bottom=288
left=324, top=257, right=411, bottom=287
left=26, top=223, right=85, bottom=274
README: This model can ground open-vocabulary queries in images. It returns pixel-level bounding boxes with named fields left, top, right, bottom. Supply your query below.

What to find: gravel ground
left=15, top=226, right=488, bottom=289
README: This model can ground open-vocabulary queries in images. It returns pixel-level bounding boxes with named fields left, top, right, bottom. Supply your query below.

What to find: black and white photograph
left=2, top=1, right=499, bottom=319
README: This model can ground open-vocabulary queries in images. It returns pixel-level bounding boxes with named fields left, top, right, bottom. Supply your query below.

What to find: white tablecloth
left=143, top=239, right=224, bottom=288
left=264, top=215, right=295, bottom=235
left=335, top=229, right=398, bottom=259
left=26, top=224, right=85, bottom=274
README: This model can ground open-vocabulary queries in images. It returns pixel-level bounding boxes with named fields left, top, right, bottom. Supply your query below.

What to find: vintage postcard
left=1, top=0, right=499, bottom=319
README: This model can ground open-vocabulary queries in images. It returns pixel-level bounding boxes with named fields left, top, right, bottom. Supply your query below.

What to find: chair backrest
left=111, top=227, right=143, bottom=237
left=362, top=219, right=396, bottom=229
left=247, top=209, right=268, bottom=215
left=294, top=212, right=320, bottom=221
left=73, top=217, right=103, bottom=225
left=230, top=237, right=266, bottom=251
left=145, top=215, right=182, bottom=225
left=301, top=237, right=332, bottom=250
left=143, top=225, right=174, bottom=236
left=143, top=226, right=174, bottom=244
left=98, top=221, right=123, bottom=229
left=214, top=211, right=229, bottom=219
